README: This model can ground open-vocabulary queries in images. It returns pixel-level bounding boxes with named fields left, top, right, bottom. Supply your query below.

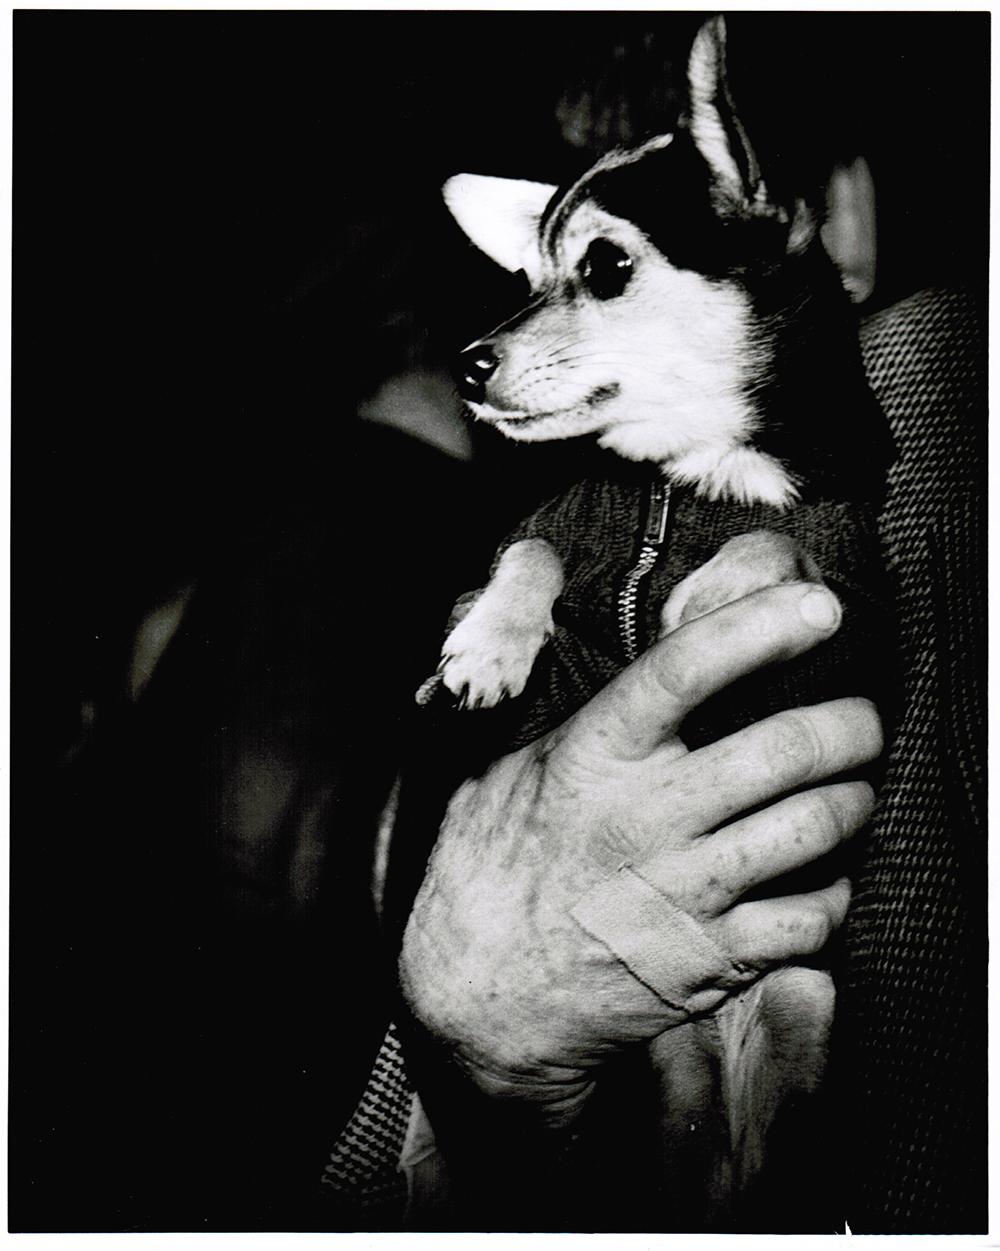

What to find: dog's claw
left=414, top=672, right=444, bottom=706
left=434, top=580, right=555, bottom=710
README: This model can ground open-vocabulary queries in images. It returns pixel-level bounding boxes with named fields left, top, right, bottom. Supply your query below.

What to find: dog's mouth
left=469, top=383, right=621, bottom=426
left=472, top=404, right=545, bottom=425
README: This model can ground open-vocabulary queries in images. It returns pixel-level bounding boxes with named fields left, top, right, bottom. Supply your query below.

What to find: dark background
left=12, top=11, right=990, bottom=1232
left=17, top=11, right=990, bottom=767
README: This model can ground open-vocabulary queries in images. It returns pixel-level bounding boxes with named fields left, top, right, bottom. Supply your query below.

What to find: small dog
left=417, top=17, right=892, bottom=1230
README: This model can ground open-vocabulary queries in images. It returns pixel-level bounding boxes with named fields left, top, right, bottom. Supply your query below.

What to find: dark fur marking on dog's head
left=742, top=246, right=895, bottom=503
left=540, top=178, right=594, bottom=264
left=583, top=137, right=789, bottom=281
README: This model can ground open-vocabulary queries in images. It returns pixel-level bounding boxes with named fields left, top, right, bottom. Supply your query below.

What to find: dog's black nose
left=455, top=345, right=499, bottom=403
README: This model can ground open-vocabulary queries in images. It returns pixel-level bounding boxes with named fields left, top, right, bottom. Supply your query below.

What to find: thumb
left=567, top=582, right=843, bottom=763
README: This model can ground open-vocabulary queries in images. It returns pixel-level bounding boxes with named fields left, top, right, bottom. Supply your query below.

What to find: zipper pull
left=618, top=478, right=673, bottom=663
left=643, top=478, right=670, bottom=546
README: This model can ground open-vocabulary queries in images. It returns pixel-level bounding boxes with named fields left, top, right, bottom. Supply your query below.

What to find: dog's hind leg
left=647, top=1019, right=734, bottom=1229
left=718, top=966, right=837, bottom=1231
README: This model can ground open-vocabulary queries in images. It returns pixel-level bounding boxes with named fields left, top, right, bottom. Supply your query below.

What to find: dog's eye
left=579, top=239, right=633, bottom=300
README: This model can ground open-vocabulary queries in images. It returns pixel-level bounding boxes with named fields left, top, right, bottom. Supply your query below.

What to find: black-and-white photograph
left=12, top=8, right=988, bottom=1237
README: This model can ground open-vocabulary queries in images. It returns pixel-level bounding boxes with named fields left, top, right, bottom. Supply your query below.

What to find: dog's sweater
left=451, top=460, right=893, bottom=757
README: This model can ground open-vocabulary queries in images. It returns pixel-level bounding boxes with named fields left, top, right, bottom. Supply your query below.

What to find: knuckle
left=783, top=907, right=831, bottom=955
left=803, top=910, right=833, bottom=952
left=795, top=788, right=845, bottom=840
left=758, top=711, right=822, bottom=784
left=642, top=641, right=701, bottom=714
left=800, top=887, right=850, bottom=951
left=795, top=783, right=873, bottom=841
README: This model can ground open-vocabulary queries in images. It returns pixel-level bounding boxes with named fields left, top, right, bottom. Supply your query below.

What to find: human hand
left=399, top=582, right=881, bottom=1125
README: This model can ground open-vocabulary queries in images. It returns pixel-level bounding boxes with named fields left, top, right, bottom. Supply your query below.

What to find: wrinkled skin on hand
left=399, top=583, right=881, bottom=1124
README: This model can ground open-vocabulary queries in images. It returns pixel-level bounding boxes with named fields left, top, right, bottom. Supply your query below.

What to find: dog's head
left=443, top=17, right=874, bottom=507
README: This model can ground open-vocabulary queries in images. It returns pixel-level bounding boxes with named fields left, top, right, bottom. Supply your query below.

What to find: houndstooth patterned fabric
left=842, top=286, right=986, bottom=1232
left=321, top=288, right=985, bottom=1231
left=319, top=1021, right=413, bottom=1219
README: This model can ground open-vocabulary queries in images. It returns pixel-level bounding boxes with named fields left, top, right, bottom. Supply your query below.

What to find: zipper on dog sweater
left=618, top=479, right=672, bottom=663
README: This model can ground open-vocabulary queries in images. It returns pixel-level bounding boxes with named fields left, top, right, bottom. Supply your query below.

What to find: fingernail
left=799, top=588, right=841, bottom=631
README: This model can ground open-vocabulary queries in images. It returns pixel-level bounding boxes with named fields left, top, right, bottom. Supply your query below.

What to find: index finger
left=567, top=582, right=844, bottom=763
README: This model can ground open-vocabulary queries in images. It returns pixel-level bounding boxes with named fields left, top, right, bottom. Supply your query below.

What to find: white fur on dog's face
left=465, top=196, right=766, bottom=481
left=444, top=17, right=813, bottom=508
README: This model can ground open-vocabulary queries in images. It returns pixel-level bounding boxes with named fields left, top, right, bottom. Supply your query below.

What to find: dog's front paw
left=439, top=610, right=552, bottom=710
left=660, top=531, right=823, bottom=637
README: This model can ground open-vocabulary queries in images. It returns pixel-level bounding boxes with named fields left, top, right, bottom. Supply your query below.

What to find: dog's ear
left=685, top=15, right=767, bottom=214
left=443, top=174, right=556, bottom=288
